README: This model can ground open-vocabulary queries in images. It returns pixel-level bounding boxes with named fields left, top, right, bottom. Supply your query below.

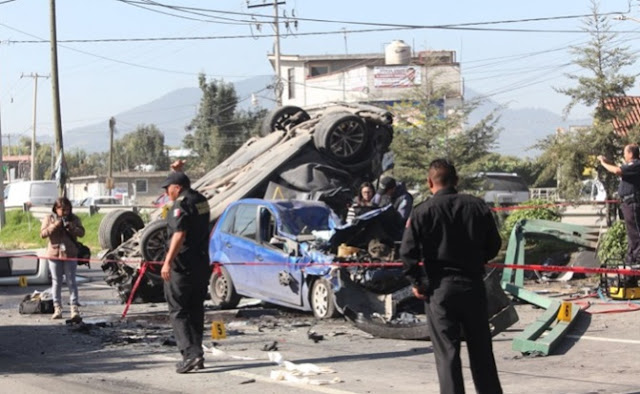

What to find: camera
left=61, top=216, right=70, bottom=227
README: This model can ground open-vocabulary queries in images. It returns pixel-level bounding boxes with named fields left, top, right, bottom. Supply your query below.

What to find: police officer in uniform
left=400, top=159, right=502, bottom=394
left=160, top=171, right=211, bottom=374
left=598, top=144, right=640, bottom=264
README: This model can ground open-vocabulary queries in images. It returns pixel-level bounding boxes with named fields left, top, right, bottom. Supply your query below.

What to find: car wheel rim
left=215, top=275, right=228, bottom=299
left=328, top=120, right=366, bottom=158
left=142, top=228, right=167, bottom=274
left=117, top=223, right=137, bottom=242
left=313, top=283, right=328, bottom=317
left=274, top=113, right=294, bottom=130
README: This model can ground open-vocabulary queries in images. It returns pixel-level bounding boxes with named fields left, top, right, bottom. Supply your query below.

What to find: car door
left=217, top=203, right=261, bottom=296
left=253, top=206, right=302, bottom=307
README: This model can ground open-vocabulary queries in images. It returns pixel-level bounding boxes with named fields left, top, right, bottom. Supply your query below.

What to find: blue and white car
left=209, top=199, right=343, bottom=319
left=208, top=198, right=518, bottom=340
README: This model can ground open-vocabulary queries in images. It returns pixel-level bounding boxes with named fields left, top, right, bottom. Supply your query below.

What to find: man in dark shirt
left=400, top=158, right=502, bottom=394
left=598, top=144, right=640, bottom=264
left=160, top=170, right=211, bottom=374
left=373, top=176, right=414, bottom=223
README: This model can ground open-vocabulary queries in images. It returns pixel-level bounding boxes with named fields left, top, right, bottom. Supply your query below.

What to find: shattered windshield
left=278, top=205, right=335, bottom=236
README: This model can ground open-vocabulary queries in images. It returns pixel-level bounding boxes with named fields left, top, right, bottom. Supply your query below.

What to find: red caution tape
left=488, top=262, right=640, bottom=277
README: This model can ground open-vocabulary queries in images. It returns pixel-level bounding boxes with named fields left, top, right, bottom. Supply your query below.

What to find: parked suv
left=477, top=172, right=530, bottom=206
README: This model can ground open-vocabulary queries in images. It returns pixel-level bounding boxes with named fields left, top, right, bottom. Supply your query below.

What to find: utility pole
left=21, top=73, right=50, bottom=181
left=0, top=88, right=5, bottom=228
left=49, top=0, right=65, bottom=196
left=248, top=1, right=285, bottom=106
left=108, top=117, right=115, bottom=194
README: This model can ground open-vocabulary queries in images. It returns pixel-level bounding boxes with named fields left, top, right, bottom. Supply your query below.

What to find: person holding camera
left=40, top=197, right=85, bottom=320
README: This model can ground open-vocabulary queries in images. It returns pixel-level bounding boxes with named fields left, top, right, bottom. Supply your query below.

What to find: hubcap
left=215, top=275, right=228, bottom=298
left=313, top=283, right=328, bottom=317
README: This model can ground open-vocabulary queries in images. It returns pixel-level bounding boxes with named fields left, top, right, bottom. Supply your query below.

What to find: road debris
left=268, top=351, right=341, bottom=385
left=307, top=330, right=324, bottom=343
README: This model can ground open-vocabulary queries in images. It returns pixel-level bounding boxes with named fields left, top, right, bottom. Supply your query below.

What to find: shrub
left=499, top=199, right=561, bottom=241
left=597, top=220, right=627, bottom=265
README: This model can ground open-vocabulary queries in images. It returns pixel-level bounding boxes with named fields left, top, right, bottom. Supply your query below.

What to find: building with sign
left=267, top=40, right=462, bottom=112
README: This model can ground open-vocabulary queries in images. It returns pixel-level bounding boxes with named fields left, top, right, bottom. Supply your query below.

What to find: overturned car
left=100, top=102, right=395, bottom=303
left=209, top=198, right=518, bottom=340
left=98, top=102, right=517, bottom=339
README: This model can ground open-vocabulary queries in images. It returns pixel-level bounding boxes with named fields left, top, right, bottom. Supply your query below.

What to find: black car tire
left=260, top=106, right=311, bottom=136
left=313, top=112, right=369, bottom=163
left=310, top=278, right=338, bottom=319
left=139, top=219, right=168, bottom=280
left=98, top=210, right=145, bottom=250
left=209, top=266, right=241, bottom=308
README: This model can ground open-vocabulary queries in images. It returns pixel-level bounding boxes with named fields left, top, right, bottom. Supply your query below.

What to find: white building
left=268, top=40, right=463, bottom=112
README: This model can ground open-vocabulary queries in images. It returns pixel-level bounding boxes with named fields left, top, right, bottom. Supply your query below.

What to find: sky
left=1, top=0, right=640, bottom=148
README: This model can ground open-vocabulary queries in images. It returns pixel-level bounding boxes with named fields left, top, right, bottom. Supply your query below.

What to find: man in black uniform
left=160, top=171, right=211, bottom=374
left=598, top=144, right=640, bottom=264
left=400, top=159, right=502, bottom=394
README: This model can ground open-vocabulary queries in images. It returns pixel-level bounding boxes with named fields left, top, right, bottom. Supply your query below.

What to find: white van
left=3, top=180, right=59, bottom=208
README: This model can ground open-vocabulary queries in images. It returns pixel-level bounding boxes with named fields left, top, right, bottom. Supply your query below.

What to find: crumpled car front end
left=322, top=206, right=519, bottom=340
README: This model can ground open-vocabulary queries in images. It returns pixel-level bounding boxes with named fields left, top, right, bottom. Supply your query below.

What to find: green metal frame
left=501, top=219, right=597, bottom=355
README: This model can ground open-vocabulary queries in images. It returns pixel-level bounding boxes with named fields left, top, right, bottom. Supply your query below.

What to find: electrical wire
left=115, top=0, right=254, bottom=25
left=117, top=0, right=630, bottom=30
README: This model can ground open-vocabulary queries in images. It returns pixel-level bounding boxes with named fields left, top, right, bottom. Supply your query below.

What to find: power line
left=115, top=0, right=254, bottom=25
left=117, top=0, right=629, bottom=30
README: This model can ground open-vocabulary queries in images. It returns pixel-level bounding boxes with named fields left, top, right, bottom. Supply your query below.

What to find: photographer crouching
left=40, top=197, right=86, bottom=320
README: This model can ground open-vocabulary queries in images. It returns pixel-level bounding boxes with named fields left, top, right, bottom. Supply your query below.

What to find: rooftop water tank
left=385, top=40, right=411, bottom=65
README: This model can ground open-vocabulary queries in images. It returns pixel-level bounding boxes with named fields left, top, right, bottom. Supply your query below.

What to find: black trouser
left=425, top=275, right=502, bottom=394
left=164, top=261, right=209, bottom=360
left=621, top=201, right=640, bottom=265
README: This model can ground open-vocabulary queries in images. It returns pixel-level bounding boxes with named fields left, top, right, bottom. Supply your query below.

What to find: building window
left=288, top=68, right=295, bottom=99
left=309, top=65, right=329, bottom=77
left=135, top=179, right=148, bottom=194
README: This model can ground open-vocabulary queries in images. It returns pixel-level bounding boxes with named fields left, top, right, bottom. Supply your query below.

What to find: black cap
left=379, top=176, right=396, bottom=192
left=161, top=172, right=190, bottom=189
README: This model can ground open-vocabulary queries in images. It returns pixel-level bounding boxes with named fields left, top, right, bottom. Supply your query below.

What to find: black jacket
left=400, top=187, right=501, bottom=286
left=166, top=188, right=211, bottom=272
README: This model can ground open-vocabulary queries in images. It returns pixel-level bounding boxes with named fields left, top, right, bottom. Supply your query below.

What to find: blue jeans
left=48, top=259, right=79, bottom=306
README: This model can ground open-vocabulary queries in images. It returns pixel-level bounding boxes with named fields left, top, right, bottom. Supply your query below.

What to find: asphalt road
left=1, top=265, right=640, bottom=394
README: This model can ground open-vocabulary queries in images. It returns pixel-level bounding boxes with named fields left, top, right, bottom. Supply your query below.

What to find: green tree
left=183, top=74, right=265, bottom=173
left=542, top=0, right=637, bottom=203
left=467, top=153, right=548, bottom=187
left=34, top=143, right=54, bottom=180
left=390, top=90, right=501, bottom=200
left=113, top=124, right=170, bottom=172
left=65, top=149, right=108, bottom=177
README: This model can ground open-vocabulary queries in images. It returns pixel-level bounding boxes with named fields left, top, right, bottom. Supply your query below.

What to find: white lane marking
left=567, top=334, right=640, bottom=345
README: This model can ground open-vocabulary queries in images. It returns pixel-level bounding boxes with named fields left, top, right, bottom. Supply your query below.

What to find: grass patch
left=0, top=210, right=104, bottom=251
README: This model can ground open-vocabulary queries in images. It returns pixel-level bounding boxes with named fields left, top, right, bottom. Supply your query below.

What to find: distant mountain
left=63, top=78, right=590, bottom=157
left=64, top=75, right=275, bottom=153
left=466, top=89, right=592, bottom=157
